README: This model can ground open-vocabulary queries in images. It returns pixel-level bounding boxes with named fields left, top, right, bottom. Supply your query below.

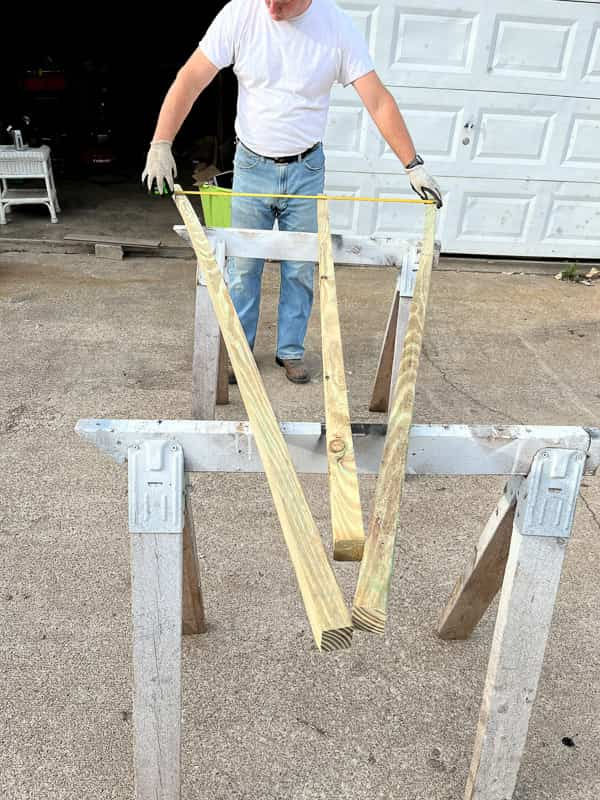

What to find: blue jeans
left=229, top=141, right=325, bottom=360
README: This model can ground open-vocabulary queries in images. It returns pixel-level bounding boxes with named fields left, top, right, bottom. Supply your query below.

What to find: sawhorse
left=174, top=223, right=436, bottom=419
left=77, top=418, right=599, bottom=800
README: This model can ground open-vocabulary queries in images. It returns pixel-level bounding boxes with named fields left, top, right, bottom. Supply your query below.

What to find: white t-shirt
left=199, top=0, right=374, bottom=157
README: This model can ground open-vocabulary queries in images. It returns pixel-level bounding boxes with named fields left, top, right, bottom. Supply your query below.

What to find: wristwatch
left=404, top=153, right=424, bottom=170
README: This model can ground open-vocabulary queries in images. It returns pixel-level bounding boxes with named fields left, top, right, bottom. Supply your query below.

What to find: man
left=143, top=0, right=442, bottom=384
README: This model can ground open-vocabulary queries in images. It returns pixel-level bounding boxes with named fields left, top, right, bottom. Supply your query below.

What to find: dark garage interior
left=0, top=5, right=235, bottom=241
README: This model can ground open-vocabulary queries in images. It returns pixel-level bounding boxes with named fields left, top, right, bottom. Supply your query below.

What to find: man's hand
left=142, top=140, right=177, bottom=194
left=406, top=163, right=443, bottom=208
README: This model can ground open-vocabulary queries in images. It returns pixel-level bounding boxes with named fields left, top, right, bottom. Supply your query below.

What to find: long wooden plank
left=173, top=187, right=352, bottom=651
left=437, top=477, right=521, bottom=640
left=352, top=204, right=436, bottom=633
left=317, top=199, right=365, bottom=561
left=174, top=225, right=410, bottom=266
left=182, top=489, right=207, bottom=635
left=64, top=233, right=160, bottom=248
left=369, top=291, right=399, bottom=412
left=131, top=532, right=182, bottom=800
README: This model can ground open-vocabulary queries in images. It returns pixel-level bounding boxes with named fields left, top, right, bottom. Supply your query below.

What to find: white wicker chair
left=0, top=145, right=60, bottom=224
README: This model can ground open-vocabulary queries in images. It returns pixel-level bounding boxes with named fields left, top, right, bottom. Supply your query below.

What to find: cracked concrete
left=0, top=249, right=599, bottom=800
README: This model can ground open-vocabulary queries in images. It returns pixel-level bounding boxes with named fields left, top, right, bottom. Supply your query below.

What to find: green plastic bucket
left=200, top=171, right=233, bottom=227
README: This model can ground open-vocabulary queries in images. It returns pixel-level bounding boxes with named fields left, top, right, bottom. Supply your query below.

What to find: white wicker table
left=0, top=145, right=60, bottom=224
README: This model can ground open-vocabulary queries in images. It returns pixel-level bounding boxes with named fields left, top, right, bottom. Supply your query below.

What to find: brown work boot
left=275, top=356, right=310, bottom=384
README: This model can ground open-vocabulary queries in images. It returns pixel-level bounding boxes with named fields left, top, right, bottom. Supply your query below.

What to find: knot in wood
left=329, top=438, right=346, bottom=455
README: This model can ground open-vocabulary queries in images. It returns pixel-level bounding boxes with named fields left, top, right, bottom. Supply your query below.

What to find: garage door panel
left=324, top=103, right=370, bottom=158
left=343, top=1, right=600, bottom=98
left=489, top=15, right=577, bottom=79
left=457, top=192, right=537, bottom=241
left=544, top=196, right=600, bottom=242
left=583, top=23, right=600, bottom=82
left=390, top=8, right=479, bottom=74
left=319, top=173, right=372, bottom=234
left=383, top=104, right=464, bottom=162
left=473, top=111, right=554, bottom=164
left=563, top=116, right=600, bottom=166
left=326, top=87, right=600, bottom=182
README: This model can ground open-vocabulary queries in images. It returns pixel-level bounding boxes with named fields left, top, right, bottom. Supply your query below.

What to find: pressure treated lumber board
left=317, top=199, right=365, bottom=561
left=352, top=204, right=436, bottom=633
left=173, top=187, right=352, bottom=651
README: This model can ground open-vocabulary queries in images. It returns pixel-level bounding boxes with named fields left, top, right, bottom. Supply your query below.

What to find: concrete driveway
left=1, top=249, right=598, bottom=799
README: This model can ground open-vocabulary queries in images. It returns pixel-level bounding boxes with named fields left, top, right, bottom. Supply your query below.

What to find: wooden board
left=131, top=532, right=182, bottom=800
left=64, top=233, right=160, bottom=248
left=437, top=478, right=521, bottom=640
left=369, top=291, right=399, bottom=413
left=352, top=204, right=437, bottom=633
left=182, top=489, right=207, bottom=635
left=318, top=199, right=365, bottom=561
left=173, top=187, right=353, bottom=651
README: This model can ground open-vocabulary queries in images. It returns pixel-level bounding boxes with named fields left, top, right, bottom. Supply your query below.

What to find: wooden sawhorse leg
left=128, top=440, right=206, bottom=799
left=438, top=448, right=585, bottom=800
left=369, top=246, right=416, bottom=412
left=370, top=243, right=440, bottom=413
left=192, top=240, right=229, bottom=419
left=182, top=484, right=207, bottom=635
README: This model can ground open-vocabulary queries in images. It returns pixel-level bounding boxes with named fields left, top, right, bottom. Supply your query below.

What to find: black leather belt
left=240, top=141, right=320, bottom=164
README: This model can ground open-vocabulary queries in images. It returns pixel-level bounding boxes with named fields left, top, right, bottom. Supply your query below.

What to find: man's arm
left=142, top=50, right=219, bottom=192
left=352, top=71, right=443, bottom=207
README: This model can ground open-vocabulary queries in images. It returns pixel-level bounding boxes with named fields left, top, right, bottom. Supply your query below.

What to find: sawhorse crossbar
left=77, top=419, right=599, bottom=800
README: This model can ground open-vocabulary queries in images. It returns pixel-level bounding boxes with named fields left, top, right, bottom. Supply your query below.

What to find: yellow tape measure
left=174, top=189, right=434, bottom=205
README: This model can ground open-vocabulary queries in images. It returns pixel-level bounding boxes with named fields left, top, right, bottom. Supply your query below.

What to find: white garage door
left=325, top=0, right=600, bottom=257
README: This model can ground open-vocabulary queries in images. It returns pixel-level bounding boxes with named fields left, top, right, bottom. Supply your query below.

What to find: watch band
left=404, top=153, right=424, bottom=170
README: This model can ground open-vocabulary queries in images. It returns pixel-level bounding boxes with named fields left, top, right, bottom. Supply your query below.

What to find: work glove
left=142, top=140, right=177, bottom=195
left=406, top=156, right=443, bottom=208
